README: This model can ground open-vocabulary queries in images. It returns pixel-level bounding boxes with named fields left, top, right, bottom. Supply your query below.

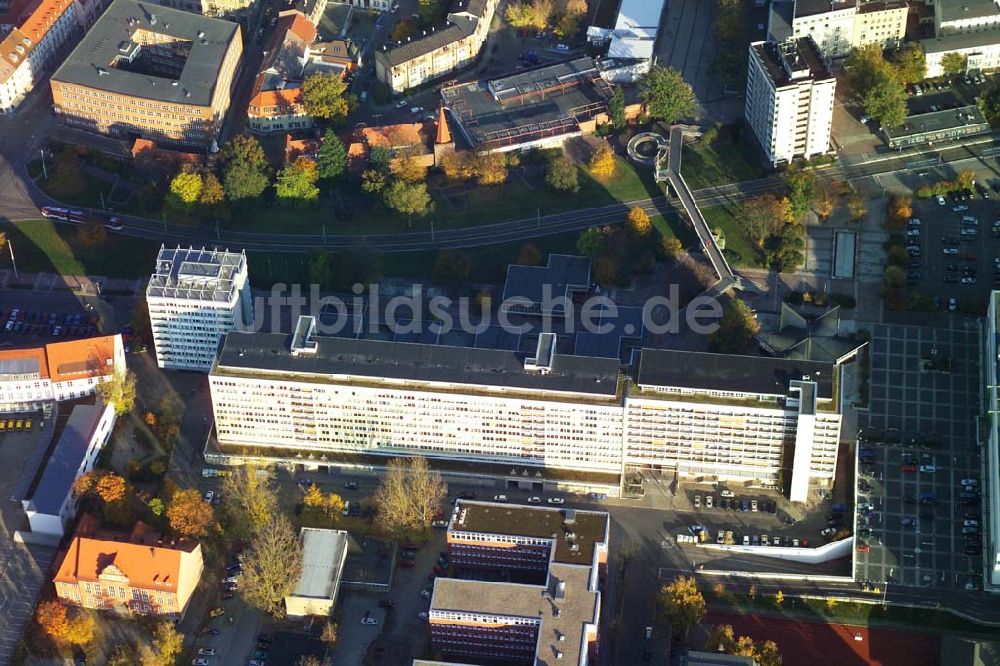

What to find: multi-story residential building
left=768, top=0, right=907, bottom=59
left=208, top=315, right=843, bottom=501
left=50, top=0, right=243, bottom=147
left=625, top=350, right=842, bottom=503
left=982, top=290, right=1000, bottom=591
left=53, top=517, right=204, bottom=617
left=935, top=0, right=1000, bottom=35
left=0, top=0, right=81, bottom=114
left=146, top=245, right=252, bottom=372
left=430, top=501, right=608, bottom=665
left=0, top=335, right=126, bottom=413
left=20, top=400, right=116, bottom=541
left=922, top=28, right=1000, bottom=76
left=745, top=37, right=835, bottom=167
left=374, top=0, right=498, bottom=93
left=247, top=9, right=318, bottom=134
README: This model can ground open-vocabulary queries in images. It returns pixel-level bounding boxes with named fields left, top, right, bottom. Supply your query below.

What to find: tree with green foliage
left=369, top=145, right=393, bottom=173
left=884, top=264, right=906, bottom=289
left=979, top=78, right=1000, bottom=126
left=640, top=66, right=696, bottom=123
left=658, top=576, right=705, bottom=639
left=317, top=130, right=348, bottom=180
left=862, top=76, right=907, bottom=129
left=301, top=72, right=355, bottom=122
left=96, top=369, right=137, bottom=416
left=577, top=226, right=613, bottom=258
left=383, top=179, right=433, bottom=216
left=769, top=223, right=805, bottom=272
left=432, top=250, right=472, bottom=288
left=169, top=170, right=202, bottom=206
left=709, top=299, right=759, bottom=354
left=608, top=85, right=626, bottom=130
left=783, top=166, right=814, bottom=221
left=222, top=135, right=270, bottom=201
left=275, top=156, right=320, bottom=204
left=941, top=52, right=968, bottom=76
left=361, top=169, right=387, bottom=194
left=892, top=42, right=926, bottom=84
left=713, top=0, right=745, bottom=42
left=308, top=251, right=334, bottom=288
left=545, top=154, right=579, bottom=192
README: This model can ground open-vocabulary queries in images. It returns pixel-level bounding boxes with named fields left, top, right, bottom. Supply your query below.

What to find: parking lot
left=677, top=483, right=841, bottom=551
left=905, top=188, right=1000, bottom=311
left=856, top=322, right=982, bottom=591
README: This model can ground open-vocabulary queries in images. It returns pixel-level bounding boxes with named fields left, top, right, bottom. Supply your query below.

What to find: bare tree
left=374, top=456, right=447, bottom=537
left=240, top=514, right=303, bottom=616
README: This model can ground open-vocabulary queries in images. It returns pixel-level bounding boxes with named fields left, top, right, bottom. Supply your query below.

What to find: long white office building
left=146, top=245, right=253, bottom=372
left=982, top=291, right=1000, bottom=590
left=209, top=317, right=842, bottom=502
left=746, top=37, right=835, bottom=167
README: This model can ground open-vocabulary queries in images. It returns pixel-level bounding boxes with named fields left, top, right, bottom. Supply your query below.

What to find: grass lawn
left=681, top=138, right=767, bottom=191
left=699, top=204, right=765, bottom=268
left=0, top=219, right=161, bottom=278
left=234, top=155, right=663, bottom=235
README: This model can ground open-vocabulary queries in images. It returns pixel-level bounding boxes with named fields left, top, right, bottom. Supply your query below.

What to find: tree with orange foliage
left=625, top=206, right=652, bottom=238
left=35, top=600, right=70, bottom=640
left=166, top=488, right=214, bottom=538
left=95, top=473, right=127, bottom=503
left=35, top=601, right=95, bottom=646
left=589, top=146, right=616, bottom=177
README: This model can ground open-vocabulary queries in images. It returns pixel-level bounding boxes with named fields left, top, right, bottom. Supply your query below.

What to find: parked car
left=820, top=527, right=835, bottom=536
left=527, top=496, right=541, bottom=503
left=919, top=465, right=937, bottom=473
left=547, top=497, right=565, bottom=505
left=720, top=489, right=734, bottom=498
left=493, top=494, right=507, bottom=502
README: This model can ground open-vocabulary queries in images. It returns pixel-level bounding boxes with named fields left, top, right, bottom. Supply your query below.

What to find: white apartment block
left=209, top=317, right=843, bottom=502
left=982, top=291, right=1000, bottom=591
left=769, top=0, right=907, bottom=59
left=935, top=0, right=1000, bottom=35
left=923, top=29, right=1000, bottom=76
left=746, top=38, right=835, bottom=167
left=0, top=0, right=83, bottom=114
left=146, top=245, right=252, bottom=372
left=374, top=0, right=497, bottom=93
left=0, top=335, right=126, bottom=413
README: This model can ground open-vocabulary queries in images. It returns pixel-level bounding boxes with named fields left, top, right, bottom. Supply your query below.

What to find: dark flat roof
left=215, top=331, right=621, bottom=397
left=52, top=0, right=240, bottom=106
left=750, top=37, right=831, bottom=88
left=635, top=349, right=834, bottom=399
left=501, top=254, right=591, bottom=309
left=450, top=500, right=609, bottom=565
left=882, top=105, right=988, bottom=139
left=794, top=0, right=855, bottom=18
left=29, top=402, right=107, bottom=515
